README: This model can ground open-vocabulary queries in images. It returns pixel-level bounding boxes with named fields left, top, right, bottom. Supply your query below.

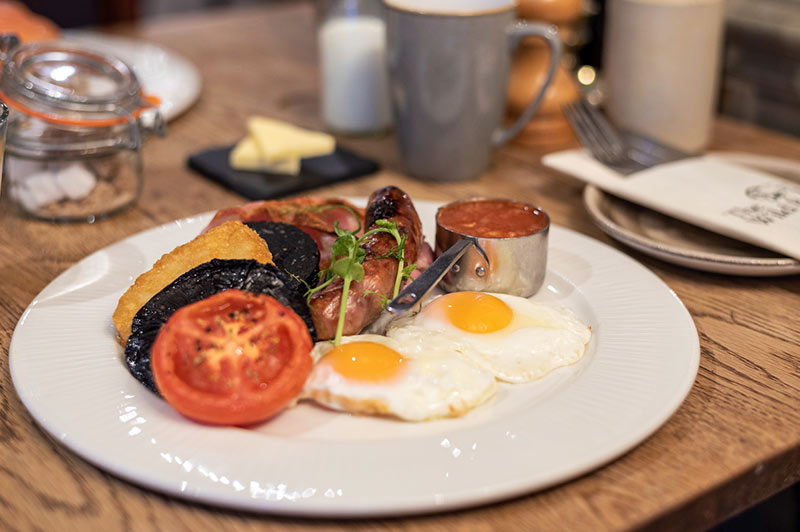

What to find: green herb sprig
left=306, top=218, right=416, bottom=346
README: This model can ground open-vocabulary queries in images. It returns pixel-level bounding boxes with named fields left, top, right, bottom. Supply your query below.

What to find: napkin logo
left=724, top=183, right=800, bottom=225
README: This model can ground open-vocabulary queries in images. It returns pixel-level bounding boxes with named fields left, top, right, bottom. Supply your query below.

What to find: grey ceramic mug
left=385, top=0, right=562, bottom=181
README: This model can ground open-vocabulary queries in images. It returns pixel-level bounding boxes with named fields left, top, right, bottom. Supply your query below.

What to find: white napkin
left=542, top=149, right=800, bottom=261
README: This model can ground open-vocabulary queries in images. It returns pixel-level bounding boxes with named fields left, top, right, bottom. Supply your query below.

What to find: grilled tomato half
left=151, top=289, right=313, bottom=425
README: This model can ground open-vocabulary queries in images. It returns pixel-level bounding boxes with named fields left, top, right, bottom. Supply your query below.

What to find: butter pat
left=230, top=136, right=301, bottom=175
left=246, top=116, right=335, bottom=162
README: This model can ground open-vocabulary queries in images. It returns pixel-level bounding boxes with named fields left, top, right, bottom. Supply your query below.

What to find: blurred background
left=16, top=0, right=800, bottom=139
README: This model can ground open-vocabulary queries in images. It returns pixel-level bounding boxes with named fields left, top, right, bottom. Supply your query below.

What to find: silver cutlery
left=385, top=237, right=488, bottom=316
left=563, top=99, right=692, bottom=175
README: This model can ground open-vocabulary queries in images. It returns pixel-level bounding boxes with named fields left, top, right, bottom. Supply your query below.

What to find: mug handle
left=491, top=22, right=563, bottom=147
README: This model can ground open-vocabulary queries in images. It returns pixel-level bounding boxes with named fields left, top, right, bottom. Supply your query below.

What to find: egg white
left=386, top=292, right=592, bottom=383
left=302, top=334, right=496, bottom=422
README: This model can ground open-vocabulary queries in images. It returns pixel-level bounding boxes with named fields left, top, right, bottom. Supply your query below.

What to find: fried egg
left=386, top=291, right=591, bottom=383
left=302, top=334, right=496, bottom=421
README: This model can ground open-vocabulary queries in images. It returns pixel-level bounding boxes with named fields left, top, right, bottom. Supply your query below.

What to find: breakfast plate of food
left=9, top=187, right=699, bottom=516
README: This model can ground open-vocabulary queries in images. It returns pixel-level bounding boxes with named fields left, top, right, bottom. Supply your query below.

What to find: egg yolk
left=435, top=291, right=513, bottom=333
left=323, top=341, right=406, bottom=382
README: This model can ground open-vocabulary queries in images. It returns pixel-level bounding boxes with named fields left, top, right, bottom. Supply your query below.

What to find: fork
left=562, top=100, right=690, bottom=175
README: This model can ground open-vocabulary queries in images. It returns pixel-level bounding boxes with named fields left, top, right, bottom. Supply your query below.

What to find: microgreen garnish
left=362, top=289, right=391, bottom=309
left=302, top=204, right=363, bottom=234
left=306, top=218, right=417, bottom=346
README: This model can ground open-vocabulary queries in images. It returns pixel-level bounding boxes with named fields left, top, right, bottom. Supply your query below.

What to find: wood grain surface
left=1, top=2, right=799, bottom=531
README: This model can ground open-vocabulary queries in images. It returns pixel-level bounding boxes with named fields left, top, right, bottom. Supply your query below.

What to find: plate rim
left=9, top=202, right=700, bottom=517
left=582, top=152, right=800, bottom=276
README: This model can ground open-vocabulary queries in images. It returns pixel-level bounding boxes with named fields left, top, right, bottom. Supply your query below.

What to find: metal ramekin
left=435, top=198, right=550, bottom=297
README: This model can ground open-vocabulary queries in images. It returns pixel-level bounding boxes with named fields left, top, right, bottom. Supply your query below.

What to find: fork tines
left=562, top=100, right=653, bottom=175
left=563, top=101, right=627, bottom=162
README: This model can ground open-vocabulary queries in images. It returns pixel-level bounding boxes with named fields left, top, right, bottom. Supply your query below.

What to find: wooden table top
left=2, top=2, right=799, bottom=530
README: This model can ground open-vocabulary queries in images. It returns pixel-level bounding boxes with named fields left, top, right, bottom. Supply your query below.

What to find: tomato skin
left=151, top=289, right=313, bottom=426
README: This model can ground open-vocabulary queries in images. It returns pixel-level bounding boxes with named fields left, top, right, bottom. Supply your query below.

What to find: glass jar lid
left=0, top=34, right=164, bottom=157
left=0, top=36, right=159, bottom=126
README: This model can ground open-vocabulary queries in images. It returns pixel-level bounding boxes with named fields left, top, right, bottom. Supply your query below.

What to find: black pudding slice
left=125, top=259, right=317, bottom=395
left=245, top=221, right=320, bottom=293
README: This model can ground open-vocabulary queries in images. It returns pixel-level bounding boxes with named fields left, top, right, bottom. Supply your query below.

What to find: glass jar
left=0, top=35, right=165, bottom=222
left=317, top=0, right=392, bottom=136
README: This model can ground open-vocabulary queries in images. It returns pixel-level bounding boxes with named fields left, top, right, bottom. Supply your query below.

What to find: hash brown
left=112, top=221, right=273, bottom=344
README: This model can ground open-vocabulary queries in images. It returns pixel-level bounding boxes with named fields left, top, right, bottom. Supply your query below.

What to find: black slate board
left=187, top=145, right=380, bottom=200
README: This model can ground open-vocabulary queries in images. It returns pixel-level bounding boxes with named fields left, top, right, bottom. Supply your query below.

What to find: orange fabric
left=0, top=2, right=61, bottom=43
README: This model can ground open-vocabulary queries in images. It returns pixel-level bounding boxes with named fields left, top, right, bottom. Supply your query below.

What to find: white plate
left=583, top=153, right=800, bottom=276
left=63, top=30, right=202, bottom=122
left=9, top=200, right=699, bottom=517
